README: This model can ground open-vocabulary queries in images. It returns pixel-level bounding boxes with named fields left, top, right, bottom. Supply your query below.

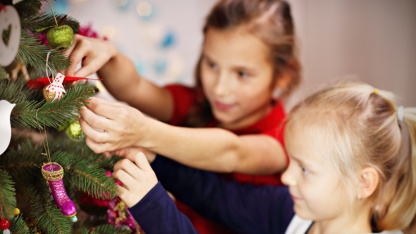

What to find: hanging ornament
left=0, top=206, right=11, bottom=234
left=0, top=5, right=21, bottom=66
left=107, top=198, right=139, bottom=233
left=43, top=73, right=66, bottom=102
left=46, top=24, right=74, bottom=51
left=45, top=1, right=73, bottom=51
left=0, top=100, right=16, bottom=155
left=11, top=62, right=30, bottom=81
left=41, top=162, right=77, bottom=222
left=65, top=119, right=85, bottom=141
left=0, top=218, right=10, bottom=234
left=13, top=208, right=19, bottom=216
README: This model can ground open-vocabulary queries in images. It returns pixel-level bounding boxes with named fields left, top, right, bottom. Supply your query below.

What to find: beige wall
left=287, top=0, right=416, bottom=109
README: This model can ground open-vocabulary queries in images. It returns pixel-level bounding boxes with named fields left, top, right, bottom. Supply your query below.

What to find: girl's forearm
left=97, top=51, right=142, bottom=103
left=140, top=118, right=286, bottom=174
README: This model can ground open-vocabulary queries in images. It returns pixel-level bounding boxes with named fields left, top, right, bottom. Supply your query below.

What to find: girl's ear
left=272, top=70, right=292, bottom=99
left=274, top=70, right=292, bottom=90
left=358, top=167, right=379, bottom=199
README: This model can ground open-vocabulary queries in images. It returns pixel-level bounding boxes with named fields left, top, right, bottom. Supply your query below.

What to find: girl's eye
left=207, top=60, right=218, bottom=70
left=237, top=71, right=249, bottom=79
left=301, top=167, right=309, bottom=175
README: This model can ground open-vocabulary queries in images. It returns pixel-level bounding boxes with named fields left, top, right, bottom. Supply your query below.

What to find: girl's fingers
left=112, top=168, right=137, bottom=191
left=79, top=105, right=112, bottom=130
left=114, top=159, right=142, bottom=180
left=122, top=150, right=153, bottom=172
left=134, top=152, right=153, bottom=172
left=117, top=184, right=128, bottom=197
left=79, top=117, right=110, bottom=143
left=65, top=35, right=90, bottom=76
left=85, top=136, right=113, bottom=153
left=84, top=97, right=122, bottom=120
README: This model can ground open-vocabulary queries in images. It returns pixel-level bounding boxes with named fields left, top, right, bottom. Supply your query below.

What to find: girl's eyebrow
left=202, top=53, right=215, bottom=62
left=289, top=153, right=315, bottom=168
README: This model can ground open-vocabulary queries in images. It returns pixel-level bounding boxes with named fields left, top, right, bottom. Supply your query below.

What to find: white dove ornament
left=0, top=100, right=16, bottom=155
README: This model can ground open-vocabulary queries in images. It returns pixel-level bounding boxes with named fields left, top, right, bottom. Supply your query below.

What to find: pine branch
left=22, top=12, right=80, bottom=34
left=11, top=0, right=43, bottom=18
left=79, top=224, right=131, bottom=234
left=16, top=29, right=71, bottom=76
left=0, top=67, right=9, bottom=80
left=9, top=214, right=31, bottom=234
left=10, top=83, right=95, bottom=129
left=55, top=151, right=118, bottom=200
left=25, top=182, right=72, bottom=234
left=2, top=142, right=118, bottom=200
left=0, top=169, right=16, bottom=219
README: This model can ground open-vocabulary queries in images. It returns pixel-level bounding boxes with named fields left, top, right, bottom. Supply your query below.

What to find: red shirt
left=165, top=84, right=287, bottom=234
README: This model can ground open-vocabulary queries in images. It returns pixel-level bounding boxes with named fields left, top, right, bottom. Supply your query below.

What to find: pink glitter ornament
left=41, top=162, right=77, bottom=222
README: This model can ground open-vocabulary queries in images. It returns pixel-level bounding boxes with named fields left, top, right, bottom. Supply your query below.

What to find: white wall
left=288, top=0, right=416, bottom=108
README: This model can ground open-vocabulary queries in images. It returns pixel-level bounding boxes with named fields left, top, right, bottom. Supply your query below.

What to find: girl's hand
left=63, top=34, right=118, bottom=77
left=115, top=147, right=157, bottom=163
left=113, top=149, right=158, bottom=208
left=79, top=97, right=152, bottom=153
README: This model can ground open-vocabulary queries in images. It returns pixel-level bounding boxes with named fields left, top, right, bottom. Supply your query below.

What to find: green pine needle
left=0, top=169, right=17, bottom=219
left=17, top=29, right=71, bottom=76
left=9, top=215, right=31, bottom=234
left=79, top=224, right=132, bottom=234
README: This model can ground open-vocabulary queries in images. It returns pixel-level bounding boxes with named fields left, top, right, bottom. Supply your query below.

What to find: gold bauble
left=43, top=86, right=56, bottom=101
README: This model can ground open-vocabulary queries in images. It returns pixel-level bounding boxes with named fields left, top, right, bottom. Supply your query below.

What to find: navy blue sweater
left=128, top=156, right=295, bottom=234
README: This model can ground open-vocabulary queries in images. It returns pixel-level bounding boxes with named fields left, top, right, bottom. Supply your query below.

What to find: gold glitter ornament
left=43, top=85, right=57, bottom=101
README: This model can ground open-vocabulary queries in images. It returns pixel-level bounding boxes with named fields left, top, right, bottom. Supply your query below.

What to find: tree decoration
left=43, top=73, right=66, bottom=102
left=107, top=198, right=138, bottom=232
left=0, top=5, right=21, bottom=66
left=0, top=100, right=16, bottom=155
left=41, top=162, right=77, bottom=222
left=45, top=1, right=74, bottom=51
left=65, top=119, right=85, bottom=141
left=0, top=207, right=11, bottom=234
left=0, top=1, right=120, bottom=232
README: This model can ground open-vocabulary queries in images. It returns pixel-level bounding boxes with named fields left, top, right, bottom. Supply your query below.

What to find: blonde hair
left=285, top=81, right=416, bottom=231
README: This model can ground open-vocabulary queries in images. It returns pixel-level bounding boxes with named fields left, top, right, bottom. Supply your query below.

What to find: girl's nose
left=281, top=164, right=296, bottom=187
left=213, top=72, right=233, bottom=97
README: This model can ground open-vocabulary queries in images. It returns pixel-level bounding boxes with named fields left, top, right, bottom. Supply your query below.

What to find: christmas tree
left=0, top=1, right=134, bottom=233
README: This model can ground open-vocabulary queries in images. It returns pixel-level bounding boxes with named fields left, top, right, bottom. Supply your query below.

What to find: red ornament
left=0, top=218, right=10, bottom=230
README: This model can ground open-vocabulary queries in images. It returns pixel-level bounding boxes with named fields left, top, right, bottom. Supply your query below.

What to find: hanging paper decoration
left=0, top=100, right=16, bottom=155
left=41, top=162, right=77, bottom=222
left=43, top=73, right=66, bottom=102
left=0, top=5, right=21, bottom=66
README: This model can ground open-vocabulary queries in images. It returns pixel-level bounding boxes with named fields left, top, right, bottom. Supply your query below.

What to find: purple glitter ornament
left=41, top=162, right=77, bottom=221
left=107, top=196, right=139, bottom=233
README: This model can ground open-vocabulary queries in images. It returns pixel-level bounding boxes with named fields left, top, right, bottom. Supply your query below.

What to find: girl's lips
left=214, top=100, right=235, bottom=111
left=291, top=195, right=301, bottom=201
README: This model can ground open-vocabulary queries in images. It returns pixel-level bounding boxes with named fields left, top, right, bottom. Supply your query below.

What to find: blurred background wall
left=47, top=0, right=416, bottom=109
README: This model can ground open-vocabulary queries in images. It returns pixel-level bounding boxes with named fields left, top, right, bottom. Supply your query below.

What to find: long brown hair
left=187, top=0, right=301, bottom=127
